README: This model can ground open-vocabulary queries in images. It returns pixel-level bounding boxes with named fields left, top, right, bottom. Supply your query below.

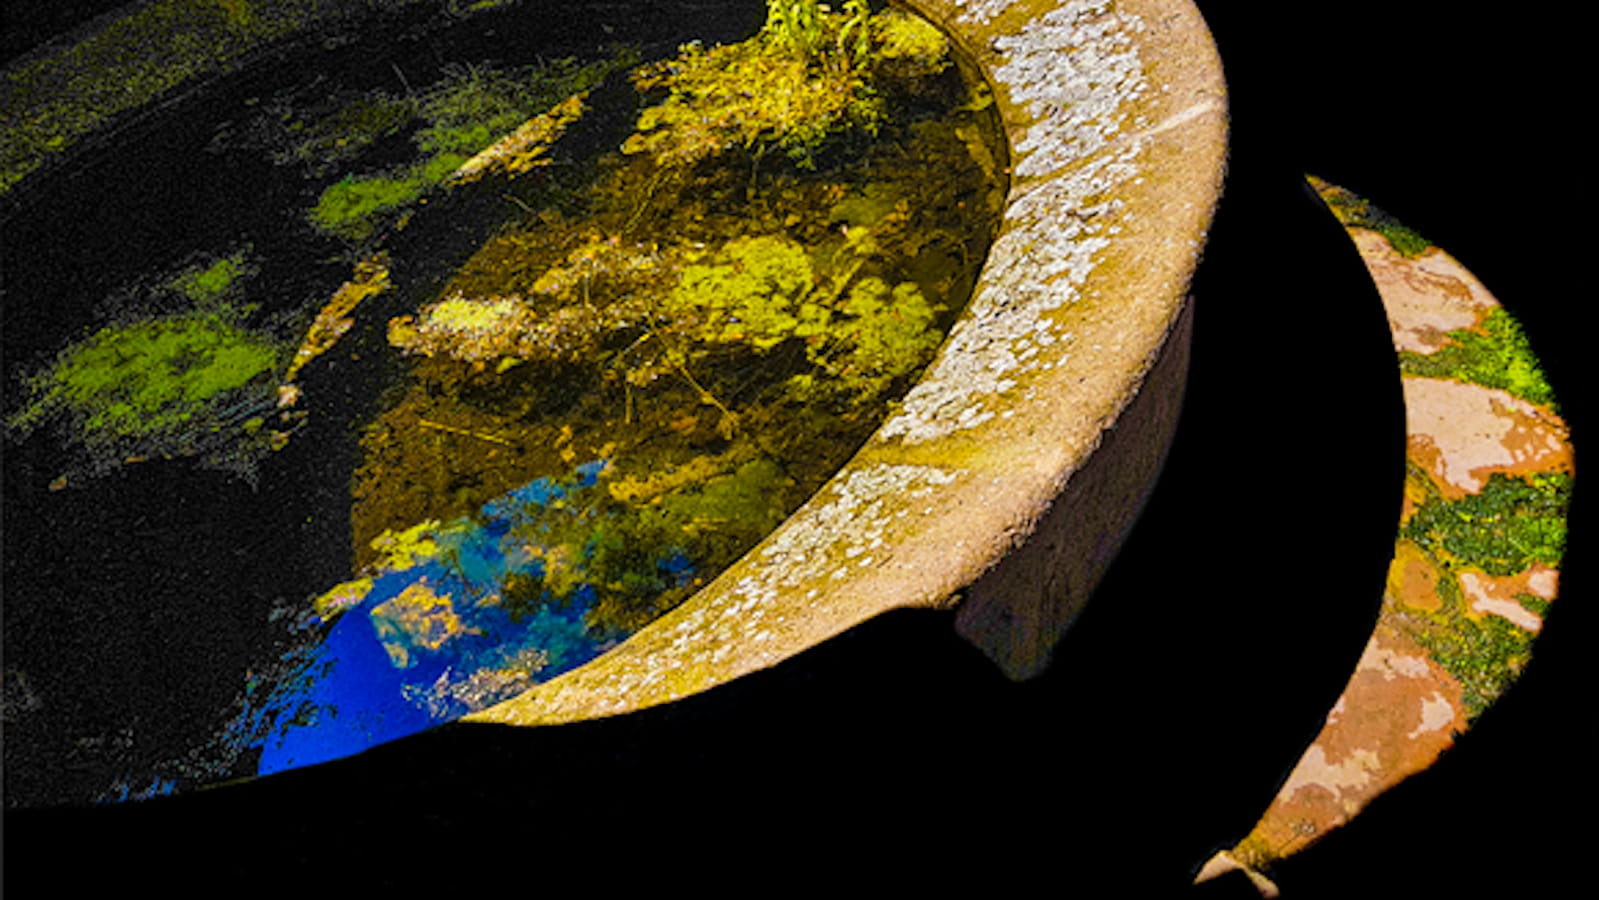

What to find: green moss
left=1316, top=182, right=1433, bottom=258
left=1401, top=472, right=1570, bottom=577
left=9, top=313, right=282, bottom=458
left=309, top=158, right=463, bottom=239
left=1398, top=308, right=1558, bottom=408
left=306, top=52, right=635, bottom=240
left=0, top=1, right=440, bottom=195
left=1391, top=466, right=1571, bottom=718
left=1401, top=577, right=1536, bottom=720
left=167, top=248, right=255, bottom=305
left=1517, top=594, right=1551, bottom=617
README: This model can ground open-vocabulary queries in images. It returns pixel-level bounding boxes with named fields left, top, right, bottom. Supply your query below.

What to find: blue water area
left=252, top=460, right=690, bottom=775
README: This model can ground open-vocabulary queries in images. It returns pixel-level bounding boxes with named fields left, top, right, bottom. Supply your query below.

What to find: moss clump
left=309, top=155, right=468, bottom=240
left=305, top=52, right=638, bottom=242
left=1396, top=569, right=1538, bottom=721
left=1401, top=471, right=1570, bottom=578
left=1399, top=308, right=1558, bottom=408
left=1314, top=180, right=1433, bottom=258
left=166, top=248, right=256, bottom=306
left=1392, top=467, right=1571, bottom=719
left=7, top=312, right=283, bottom=472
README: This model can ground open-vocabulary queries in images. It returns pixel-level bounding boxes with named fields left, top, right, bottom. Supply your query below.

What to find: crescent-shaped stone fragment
left=1195, top=177, right=1575, bottom=897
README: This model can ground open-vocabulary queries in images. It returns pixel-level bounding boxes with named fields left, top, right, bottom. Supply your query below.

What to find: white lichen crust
left=468, top=0, right=1225, bottom=726
left=881, top=0, right=1148, bottom=444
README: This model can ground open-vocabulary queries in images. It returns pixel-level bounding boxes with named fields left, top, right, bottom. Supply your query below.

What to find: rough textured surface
left=1197, top=181, right=1575, bottom=895
left=468, top=0, right=1226, bottom=727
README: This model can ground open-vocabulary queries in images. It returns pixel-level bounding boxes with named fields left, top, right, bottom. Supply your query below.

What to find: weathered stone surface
left=1197, top=181, right=1574, bottom=896
left=468, top=0, right=1226, bottom=727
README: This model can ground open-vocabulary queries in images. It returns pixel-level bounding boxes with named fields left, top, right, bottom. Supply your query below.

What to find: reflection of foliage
left=501, top=456, right=793, bottom=639
left=623, top=6, right=892, bottom=171
left=358, top=2, right=999, bottom=645
left=1398, top=308, right=1558, bottom=408
left=370, top=581, right=477, bottom=668
left=1401, top=471, right=1570, bottom=578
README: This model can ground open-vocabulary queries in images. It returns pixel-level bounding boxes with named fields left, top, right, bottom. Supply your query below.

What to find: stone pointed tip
left=1194, top=850, right=1280, bottom=898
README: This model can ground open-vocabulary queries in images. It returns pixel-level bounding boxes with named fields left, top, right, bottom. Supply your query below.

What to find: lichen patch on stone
left=1403, top=377, right=1571, bottom=498
left=881, top=1, right=1149, bottom=444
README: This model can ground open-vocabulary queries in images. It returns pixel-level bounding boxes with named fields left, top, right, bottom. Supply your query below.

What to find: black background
left=3, top=1, right=1591, bottom=895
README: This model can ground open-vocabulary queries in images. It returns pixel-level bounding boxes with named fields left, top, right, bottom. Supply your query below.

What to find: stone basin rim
left=468, top=0, right=1227, bottom=727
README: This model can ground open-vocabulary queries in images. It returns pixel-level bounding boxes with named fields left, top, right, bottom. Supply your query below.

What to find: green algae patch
left=1314, top=179, right=1433, bottom=258
left=8, top=312, right=284, bottom=475
left=166, top=248, right=257, bottom=306
left=352, top=0, right=1005, bottom=640
left=1399, top=308, right=1558, bottom=408
left=303, top=52, right=639, bottom=242
left=1394, top=467, right=1572, bottom=718
left=0, top=0, right=453, bottom=196
left=1401, top=470, right=1570, bottom=578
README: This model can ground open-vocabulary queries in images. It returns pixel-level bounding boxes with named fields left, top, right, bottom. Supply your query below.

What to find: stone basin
left=466, top=0, right=1227, bottom=727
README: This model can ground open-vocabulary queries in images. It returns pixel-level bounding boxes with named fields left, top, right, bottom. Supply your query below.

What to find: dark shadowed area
left=3, top=2, right=1589, bottom=895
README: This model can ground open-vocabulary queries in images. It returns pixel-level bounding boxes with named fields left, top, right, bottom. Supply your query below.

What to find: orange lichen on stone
left=1350, top=230, right=1497, bottom=355
left=1402, top=377, right=1572, bottom=500
left=283, top=254, right=392, bottom=384
left=1388, top=540, right=1443, bottom=612
left=1228, top=623, right=1468, bottom=871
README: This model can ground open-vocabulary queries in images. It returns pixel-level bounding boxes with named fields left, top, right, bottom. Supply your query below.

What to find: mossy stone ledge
left=467, top=0, right=1226, bottom=726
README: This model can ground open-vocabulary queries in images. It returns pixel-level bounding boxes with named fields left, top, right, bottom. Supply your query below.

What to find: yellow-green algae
left=352, top=0, right=1001, bottom=641
left=306, top=52, right=637, bottom=241
left=1316, top=181, right=1571, bottom=717
left=1, top=0, right=457, bottom=196
left=1397, top=467, right=1571, bottom=717
left=9, top=312, right=281, bottom=456
left=165, top=247, right=257, bottom=306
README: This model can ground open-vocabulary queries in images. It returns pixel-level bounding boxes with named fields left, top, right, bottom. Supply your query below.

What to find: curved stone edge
left=466, top=0, right=1227, bottom=727
left=1194, top=179, right=1575, bottom=893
